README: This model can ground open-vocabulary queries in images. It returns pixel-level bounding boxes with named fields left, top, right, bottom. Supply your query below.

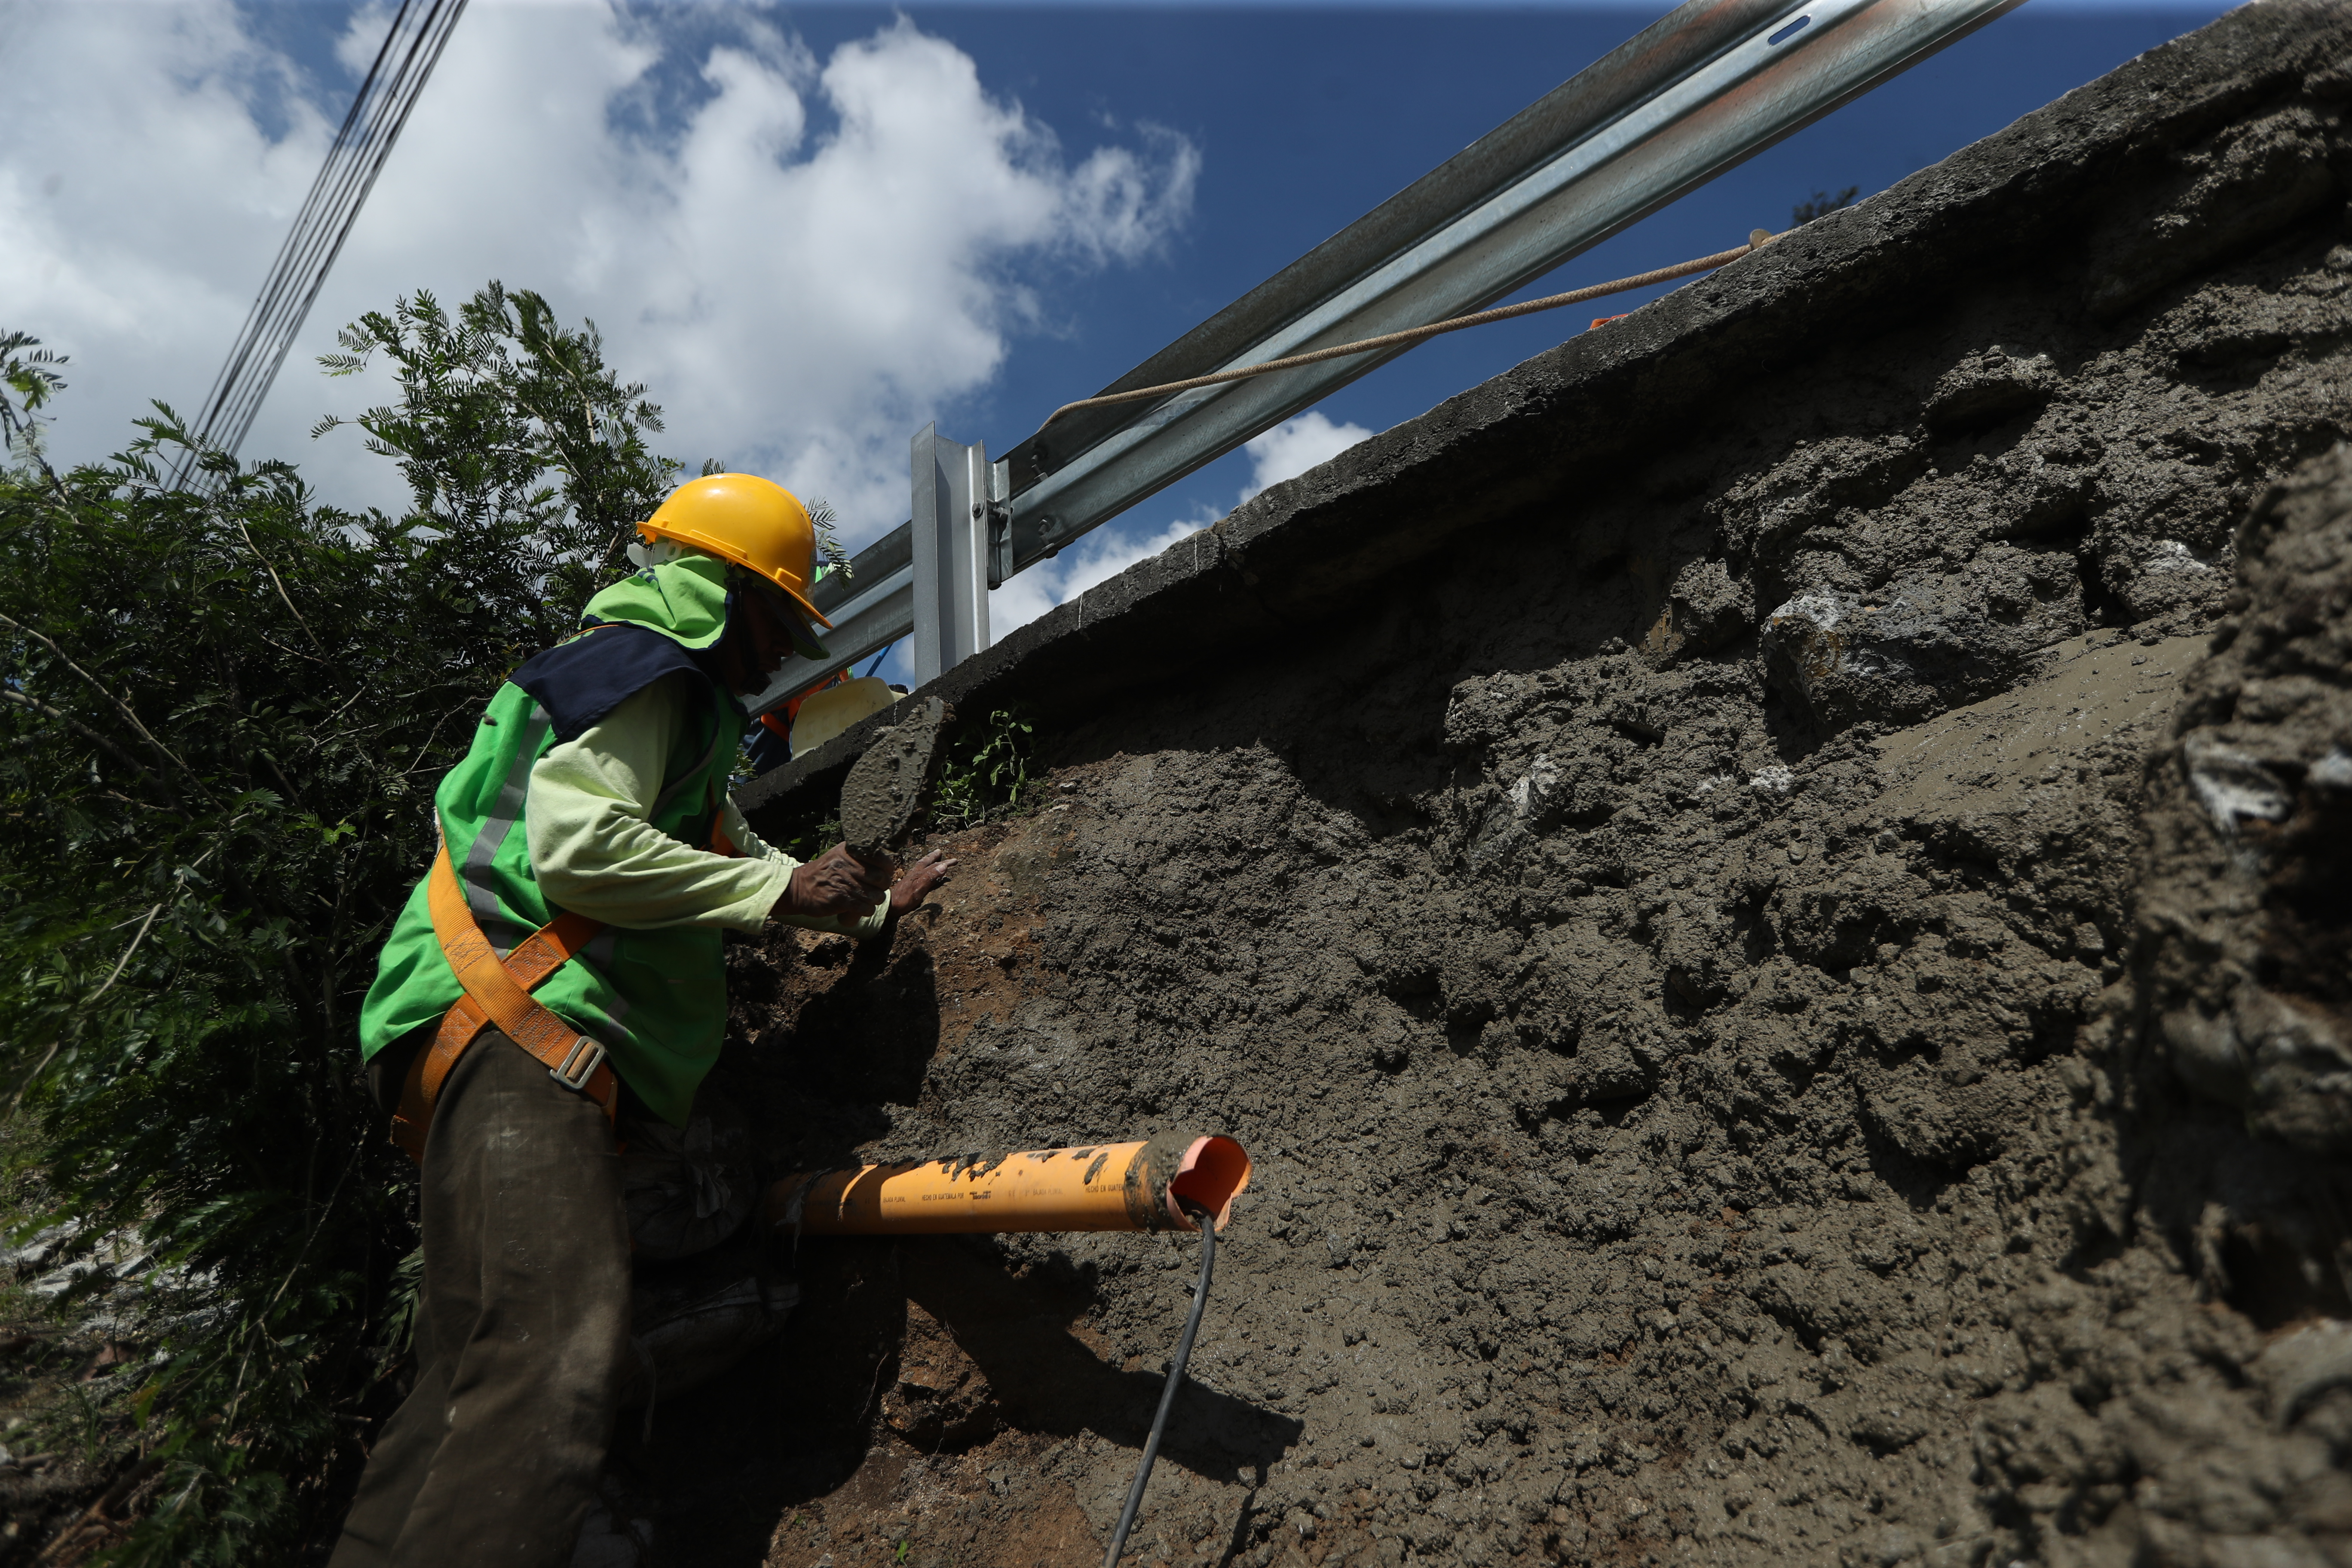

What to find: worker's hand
left=889, top=849, right=956, bottom=914
left=778, top=845, right=889, bottom=922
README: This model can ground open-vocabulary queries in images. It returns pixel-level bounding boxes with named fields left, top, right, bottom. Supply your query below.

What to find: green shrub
left=929, top=706, right=1035, bottom=833
left=0, top=283, right=679, bottom=1562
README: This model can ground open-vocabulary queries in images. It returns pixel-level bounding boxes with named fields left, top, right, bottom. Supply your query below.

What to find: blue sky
left=6, top=0, right=2234, bottom=680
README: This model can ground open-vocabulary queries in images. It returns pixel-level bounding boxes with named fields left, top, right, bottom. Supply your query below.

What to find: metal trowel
left=838, top=696, right=955, bottom=870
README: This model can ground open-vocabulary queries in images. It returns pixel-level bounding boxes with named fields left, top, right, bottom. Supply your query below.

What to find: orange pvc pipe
left=763, top=1132, right=1250, bottom=1237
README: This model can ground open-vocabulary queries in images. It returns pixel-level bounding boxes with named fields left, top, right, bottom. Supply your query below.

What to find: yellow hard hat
left=637, top=473, right=832, bottom=628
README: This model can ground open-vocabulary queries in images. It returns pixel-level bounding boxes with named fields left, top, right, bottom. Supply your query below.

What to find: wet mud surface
left=686, top=9, right=2352, bottom=1567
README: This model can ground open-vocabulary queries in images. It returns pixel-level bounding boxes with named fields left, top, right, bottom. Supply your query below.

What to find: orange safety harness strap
left=388, top=845, right=618, bottom=1163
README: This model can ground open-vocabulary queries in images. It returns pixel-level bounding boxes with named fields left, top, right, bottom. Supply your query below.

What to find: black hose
left=1102, top=1206, right=1217, bottom=1568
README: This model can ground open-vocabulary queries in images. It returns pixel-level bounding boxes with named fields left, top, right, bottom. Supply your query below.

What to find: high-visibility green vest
left=358, top=556, right=746, bottom=1126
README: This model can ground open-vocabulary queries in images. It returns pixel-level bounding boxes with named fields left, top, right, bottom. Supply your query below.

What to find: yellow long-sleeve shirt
left=525, top=671, right=885, bottom=941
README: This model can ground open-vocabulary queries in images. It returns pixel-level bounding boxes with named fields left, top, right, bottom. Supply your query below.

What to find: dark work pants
left=331, top=1030, right=631, bottom=1568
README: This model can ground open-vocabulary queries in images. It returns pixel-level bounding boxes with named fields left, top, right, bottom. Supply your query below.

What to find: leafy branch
left=0, top=282, right=680, bottom=1564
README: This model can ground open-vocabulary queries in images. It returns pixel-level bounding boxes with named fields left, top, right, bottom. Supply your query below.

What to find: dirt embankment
left=648, top=9, right=2352, bottom=1567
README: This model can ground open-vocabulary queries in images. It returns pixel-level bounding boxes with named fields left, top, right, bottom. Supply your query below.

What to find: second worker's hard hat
left=636, top=473, right=833, bottom=628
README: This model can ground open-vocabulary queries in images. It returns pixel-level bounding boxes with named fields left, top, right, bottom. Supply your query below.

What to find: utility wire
left=1040, top=230, right=1776, bottom=432
left=1103, top=1206, right=1217, bottom=1568
left=174, top=0, right=470, bottom=490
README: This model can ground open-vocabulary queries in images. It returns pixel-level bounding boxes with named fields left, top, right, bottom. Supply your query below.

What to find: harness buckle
left=551, top=1035, right=607, bottom=1092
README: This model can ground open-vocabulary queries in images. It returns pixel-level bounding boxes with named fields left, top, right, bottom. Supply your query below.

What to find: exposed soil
left=648, top=11, right=2352, bottom=1568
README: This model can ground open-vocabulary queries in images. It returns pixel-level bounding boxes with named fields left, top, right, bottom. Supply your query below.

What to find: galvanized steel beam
left=1002, top=0, right=2022, bottom=575
left=753, top=0, right=2022, bottom=707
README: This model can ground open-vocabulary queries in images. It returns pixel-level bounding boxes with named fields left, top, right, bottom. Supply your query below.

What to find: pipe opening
left=1168, top=1136, right=1251, bottom=1231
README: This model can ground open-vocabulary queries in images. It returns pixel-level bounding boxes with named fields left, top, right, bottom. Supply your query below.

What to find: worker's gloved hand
left=889, top=850, right=956, bottom=914
left=778, top=845, right=890, bottom=921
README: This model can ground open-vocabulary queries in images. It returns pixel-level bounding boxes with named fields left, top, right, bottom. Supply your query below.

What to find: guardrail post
left=911, top=424, right=995, bottom=685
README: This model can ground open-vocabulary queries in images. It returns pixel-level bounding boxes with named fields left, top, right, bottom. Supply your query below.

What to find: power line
left=175, top=0, right=470, bottom=490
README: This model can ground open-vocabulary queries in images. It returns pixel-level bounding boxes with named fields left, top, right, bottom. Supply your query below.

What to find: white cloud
left=3, top=0, right=1195, bottom=545
left=1, top=3, right=337, bottom=440
left=1240, top=410, right=1373, bottom=502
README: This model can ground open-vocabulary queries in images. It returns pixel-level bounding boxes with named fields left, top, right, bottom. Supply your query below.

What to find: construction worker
left=331, top=474, right=951, bottom=1568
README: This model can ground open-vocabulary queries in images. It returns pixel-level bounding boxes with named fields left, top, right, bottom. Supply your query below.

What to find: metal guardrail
left=743, top=0, right=2024, bottom=718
